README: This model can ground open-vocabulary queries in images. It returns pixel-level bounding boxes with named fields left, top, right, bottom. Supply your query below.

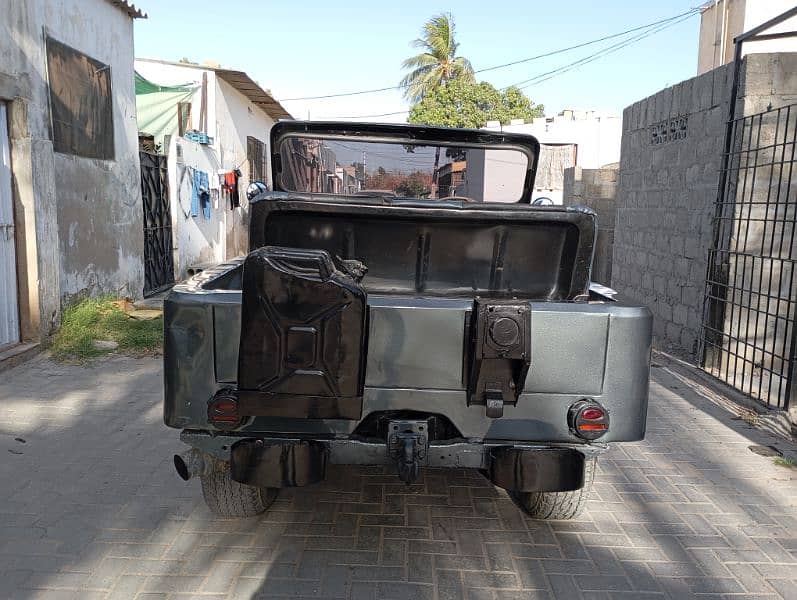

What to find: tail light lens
left=568, top=400, right=609, bottom=440
left=208, top=390, right=242, bottom=430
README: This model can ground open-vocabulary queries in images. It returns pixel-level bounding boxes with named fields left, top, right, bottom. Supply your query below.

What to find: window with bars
left=46, top=37, right=114, bottom=160
left=247, top=136, right=267, bottom=183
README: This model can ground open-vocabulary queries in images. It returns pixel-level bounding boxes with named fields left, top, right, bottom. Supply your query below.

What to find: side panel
left=365, top=298, right=469, bottom=390
left=525, top=312, right=608, bottom=395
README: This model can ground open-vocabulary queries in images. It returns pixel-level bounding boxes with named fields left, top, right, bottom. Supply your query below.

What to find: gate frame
left=701, top=6, right=797, bottom=411
left=140, top=150, right=175, bottom=297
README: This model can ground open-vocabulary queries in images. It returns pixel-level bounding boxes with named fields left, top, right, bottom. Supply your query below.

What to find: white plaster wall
left=41, top=0, right=144, bottom=301
left=742, top=0, right=797, bottom=55
left=215, top=78, right=276, bottom=259
left=698, top=0, right=797, bottom=74
left=0, top=0, right=62, bottom=337
left=134, top=61, right=222, bottom=279
left=0, top=0, right=142, bottom=331
left=494, top=114, right=622, bottom=169
left=134, top=61, right=276, bottom=279
left=484, top=111, right=621, bottom=205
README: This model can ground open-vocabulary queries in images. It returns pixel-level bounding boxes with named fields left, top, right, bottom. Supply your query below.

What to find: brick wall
left=562, top=166, right=618, bottom=286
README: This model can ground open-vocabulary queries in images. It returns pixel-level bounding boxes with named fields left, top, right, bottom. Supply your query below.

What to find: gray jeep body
left=163, top=122, right=652, bottom=511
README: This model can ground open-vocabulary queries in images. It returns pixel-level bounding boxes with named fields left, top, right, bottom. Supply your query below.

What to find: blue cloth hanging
left=191, top=169, right=210, bottom=219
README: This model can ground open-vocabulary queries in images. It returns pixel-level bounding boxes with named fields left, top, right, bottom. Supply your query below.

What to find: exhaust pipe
left=174, top=449, right=207, bottom=481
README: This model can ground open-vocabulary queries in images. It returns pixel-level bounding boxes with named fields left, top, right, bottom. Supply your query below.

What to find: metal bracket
left=484, top=387, right=505, bottom=418
left=387, top=420, right=429, bottom=485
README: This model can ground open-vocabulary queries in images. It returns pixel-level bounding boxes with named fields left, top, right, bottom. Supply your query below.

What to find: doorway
left=0, top=102, right=20, bottom=348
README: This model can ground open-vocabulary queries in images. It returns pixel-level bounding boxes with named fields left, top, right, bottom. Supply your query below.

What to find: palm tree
left=400, top=13, right=474, bottom=103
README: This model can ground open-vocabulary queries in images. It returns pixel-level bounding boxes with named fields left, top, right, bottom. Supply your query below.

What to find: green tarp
left=135, top=72, right=196, bottom=146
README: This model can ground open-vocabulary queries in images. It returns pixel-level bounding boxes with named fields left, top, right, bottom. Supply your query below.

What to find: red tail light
left=208, top=391, right=242, bottom=430
left=568, top=400, right=609, bottom=440
left=581, top=408, right=604, bottom=421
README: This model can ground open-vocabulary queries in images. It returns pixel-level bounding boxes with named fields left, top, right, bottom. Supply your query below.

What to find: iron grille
left=140, top=151, right=175, bottom=296
left=702, top=104, right=797, bottom=409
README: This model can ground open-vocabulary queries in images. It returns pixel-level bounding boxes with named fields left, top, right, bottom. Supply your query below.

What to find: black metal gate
left=140, top=151, right=174, bottom=296
left=702, top=103, right=797, bottom=410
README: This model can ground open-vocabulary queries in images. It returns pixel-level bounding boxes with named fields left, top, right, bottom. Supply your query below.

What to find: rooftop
left=135, top=58, right=292, bottom=121
left=106, top=0, right=147, bottom=18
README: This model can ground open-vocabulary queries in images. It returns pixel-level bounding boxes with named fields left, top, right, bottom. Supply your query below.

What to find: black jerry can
left=237, top=247, right=367, bottom=419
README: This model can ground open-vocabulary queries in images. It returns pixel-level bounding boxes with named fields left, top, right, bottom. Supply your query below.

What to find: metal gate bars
left=140, top=151, right=174, bottom=296
left=702, top=103, right=797, bottom=410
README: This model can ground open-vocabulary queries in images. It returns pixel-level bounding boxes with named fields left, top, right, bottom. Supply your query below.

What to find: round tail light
left=207, top=389, right=243, bottom=430
left=568, top=399, right=609, bottom=440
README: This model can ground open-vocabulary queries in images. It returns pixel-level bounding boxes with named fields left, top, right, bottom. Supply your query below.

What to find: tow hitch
left=387, top=420, right=429, bottom=484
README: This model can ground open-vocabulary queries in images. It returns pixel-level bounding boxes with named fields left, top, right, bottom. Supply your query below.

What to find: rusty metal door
left=140, top=151, right=174, bottom=296
left=0, top=103, right=20, bottom=348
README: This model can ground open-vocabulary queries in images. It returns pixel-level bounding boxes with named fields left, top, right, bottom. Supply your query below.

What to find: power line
left=326, top=110, right=410, bottom=119
left=276, top=8, right=700, bottom=102
left=506, top=11, right=698, bottom=90
left=325, top=10, right=698, bottom=121
left=477, top=8, right=698, bottom=75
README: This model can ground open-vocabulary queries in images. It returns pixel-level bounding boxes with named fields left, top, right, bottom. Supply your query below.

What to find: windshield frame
left=270, top=121, right=540, bottom=204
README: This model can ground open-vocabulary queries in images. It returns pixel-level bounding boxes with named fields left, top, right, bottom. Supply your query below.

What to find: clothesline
left=177, top=164, right=243, bottom=221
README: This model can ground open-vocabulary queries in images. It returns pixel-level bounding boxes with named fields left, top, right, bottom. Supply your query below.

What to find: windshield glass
left=276, top=136, right=529, bottom=203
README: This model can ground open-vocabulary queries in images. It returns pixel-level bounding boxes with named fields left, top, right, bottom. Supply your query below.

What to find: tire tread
left=200, top=459, right=277, bottom=517
left=519, top=457, right=596, bottom=520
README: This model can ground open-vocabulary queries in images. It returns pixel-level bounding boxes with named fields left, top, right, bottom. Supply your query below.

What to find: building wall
left=0, top=0, right=141, bottom=341
left=697, top=0, right=797, bottom=75
left=612, top=53, right=797, bottom=360
left=562, top=166, right=617, bottom=286
left=485, top=110, right=622, bottom=204
left=46, top=0, right=144, bottom=302
left=134, top=61, right=276, bottom=280
left=215, top=78, right=276, bottom=259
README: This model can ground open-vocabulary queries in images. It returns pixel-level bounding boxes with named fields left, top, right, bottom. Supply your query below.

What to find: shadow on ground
left=0, top=356, right=795, bottom=599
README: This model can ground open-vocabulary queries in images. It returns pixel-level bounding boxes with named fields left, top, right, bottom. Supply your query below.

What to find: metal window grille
left=247, top=136, right=266, bottom=183
left=702, top=104, right=797, bottom=409
left=140, top=151, right=174, bottom=296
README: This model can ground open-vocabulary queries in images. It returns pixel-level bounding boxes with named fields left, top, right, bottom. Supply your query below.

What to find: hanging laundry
left=223, top=170, right=241, bottom=209
left=209, top=172, right=221, bottom=210
left=218, top=174, right=226, bottom=203
left=191, top=169, right=211, bottom=219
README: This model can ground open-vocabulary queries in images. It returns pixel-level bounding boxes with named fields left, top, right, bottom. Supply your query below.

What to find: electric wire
left=276, top=8, right=700, bottom=102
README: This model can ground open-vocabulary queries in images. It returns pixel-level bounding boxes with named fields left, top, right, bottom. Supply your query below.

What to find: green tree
left=400, top=13, right=474, bottom=103
left=407, top=78, right=544, bottom=129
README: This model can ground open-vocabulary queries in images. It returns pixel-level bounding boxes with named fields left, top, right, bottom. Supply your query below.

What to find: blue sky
left=134, top=0, right=702, bottom=122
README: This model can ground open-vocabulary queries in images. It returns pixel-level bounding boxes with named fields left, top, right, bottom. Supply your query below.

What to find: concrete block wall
left=613, top=52, right=797, bottom=362
left=612, top=63, right=731, bottom=359
left=563, top=166, right=617, bottom=286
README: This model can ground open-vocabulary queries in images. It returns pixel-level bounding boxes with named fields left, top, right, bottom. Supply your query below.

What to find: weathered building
left=134, top=59, right=291, bottom=284
left=0, top=0, right=146, bottom=357
left=485, top=110, right=622, bottom=204
left=697, top=0, right=797, bottom=74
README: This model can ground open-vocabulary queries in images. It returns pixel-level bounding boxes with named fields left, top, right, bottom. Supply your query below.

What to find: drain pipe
left=173, top=448, right=208, bottom=481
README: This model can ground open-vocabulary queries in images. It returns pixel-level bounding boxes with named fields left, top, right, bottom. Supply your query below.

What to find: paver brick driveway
left=1, top=355, right=795, bottom=600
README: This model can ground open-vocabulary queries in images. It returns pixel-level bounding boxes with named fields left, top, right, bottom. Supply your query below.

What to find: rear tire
left=518, top=457, right=596, bottom=520
left=200, top=458, right=277, bottom=517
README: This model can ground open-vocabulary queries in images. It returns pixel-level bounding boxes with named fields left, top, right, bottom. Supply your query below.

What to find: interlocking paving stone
left=0, top=357, right=795, bottom=599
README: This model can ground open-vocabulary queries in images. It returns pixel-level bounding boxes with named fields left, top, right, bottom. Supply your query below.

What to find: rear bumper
left=165, top=277, right=652, bottom=443
left=181, top=430, right=605, bottom=493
